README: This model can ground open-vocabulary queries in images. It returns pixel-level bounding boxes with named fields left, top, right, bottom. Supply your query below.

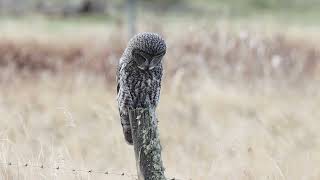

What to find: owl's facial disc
left=132, top=49, right=165, bottom=70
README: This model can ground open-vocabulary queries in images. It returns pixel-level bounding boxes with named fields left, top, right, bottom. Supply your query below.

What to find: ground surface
left=0, top=12, right=319, bottom=180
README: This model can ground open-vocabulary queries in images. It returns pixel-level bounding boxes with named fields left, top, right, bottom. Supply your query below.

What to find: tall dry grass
left=0, top=19, right=319, bottom=180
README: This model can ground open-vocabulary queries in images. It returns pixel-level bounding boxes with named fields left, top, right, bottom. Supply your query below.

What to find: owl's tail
left=120, top=112, right=133, bottom=145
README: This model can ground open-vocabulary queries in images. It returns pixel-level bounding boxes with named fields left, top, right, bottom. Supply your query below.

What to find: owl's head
left=128, top=32, right=166, bottom=70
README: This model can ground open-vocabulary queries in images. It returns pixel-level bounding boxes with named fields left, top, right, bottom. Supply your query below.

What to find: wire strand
left=0, top=161, right=190, bottom=180
left=0, top=162, right=137, bottom=179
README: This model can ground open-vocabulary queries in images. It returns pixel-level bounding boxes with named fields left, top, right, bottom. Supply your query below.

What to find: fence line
left=0, top=161, right=188, bottom=180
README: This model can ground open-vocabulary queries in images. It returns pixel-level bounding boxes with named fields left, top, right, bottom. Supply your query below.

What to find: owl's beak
left=138, top=59, right=150, bottom=70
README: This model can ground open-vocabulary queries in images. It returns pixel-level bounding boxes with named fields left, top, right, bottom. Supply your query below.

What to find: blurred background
left=0, top=0, right=319, bottom=179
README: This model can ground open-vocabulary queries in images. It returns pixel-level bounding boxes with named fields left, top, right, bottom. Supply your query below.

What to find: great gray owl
left=116, top=32, right=167, bottom=145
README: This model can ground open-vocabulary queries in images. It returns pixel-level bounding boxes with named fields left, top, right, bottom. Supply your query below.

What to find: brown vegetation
left=0, top=21, right=319, bottom=180
left=0, top=26, right=319, bottom=86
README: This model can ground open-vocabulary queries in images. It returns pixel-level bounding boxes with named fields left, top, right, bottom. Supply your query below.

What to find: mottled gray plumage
left=117, top=32, right=166, bottom=145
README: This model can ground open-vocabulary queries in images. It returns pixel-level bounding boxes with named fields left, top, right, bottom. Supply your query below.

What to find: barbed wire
left=0, top=161, right=189, bottom=180
left=0, top=161, right=137, bottom=179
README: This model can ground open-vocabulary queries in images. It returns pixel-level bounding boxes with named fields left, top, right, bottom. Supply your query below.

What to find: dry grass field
left=0, top=17, right=319, bottom=180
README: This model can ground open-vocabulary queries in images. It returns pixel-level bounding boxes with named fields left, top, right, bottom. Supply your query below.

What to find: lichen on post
left=128, top=108, right=166, bottom=180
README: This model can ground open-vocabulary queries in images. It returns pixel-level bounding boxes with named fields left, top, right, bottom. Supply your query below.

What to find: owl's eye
left=132, top=50, right=147, bottom=66
left=149, top=52, right=165, bottom=69
left=149, top=56, right=162, bottom=69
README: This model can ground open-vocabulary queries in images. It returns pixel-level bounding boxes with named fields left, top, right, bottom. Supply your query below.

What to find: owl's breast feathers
left=120, top=64, right=162, bottom=109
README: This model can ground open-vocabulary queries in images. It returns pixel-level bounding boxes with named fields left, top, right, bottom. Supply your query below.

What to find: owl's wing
left=116, top=60, right=122, bottom=96
left=116, top=61, right=133, bottom=145
left=117, top=79, right=120, bottom=95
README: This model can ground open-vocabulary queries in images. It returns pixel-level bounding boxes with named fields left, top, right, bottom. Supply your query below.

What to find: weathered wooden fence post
left=129, top=108, right=166, bottom=180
